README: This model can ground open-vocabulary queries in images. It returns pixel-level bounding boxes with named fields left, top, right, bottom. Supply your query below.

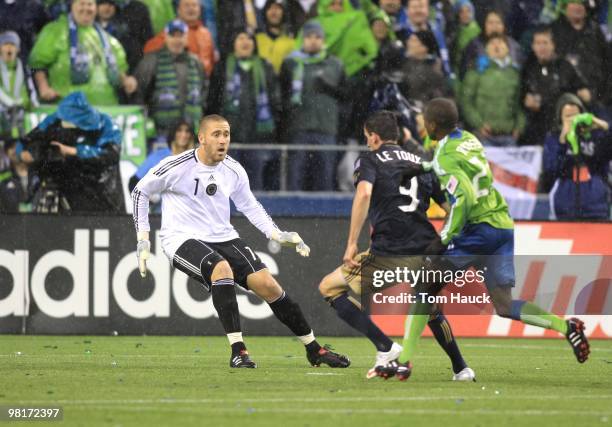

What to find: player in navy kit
left=132, top=114, right=349, bottom=369
left=318, top=111, right=474, bottom=380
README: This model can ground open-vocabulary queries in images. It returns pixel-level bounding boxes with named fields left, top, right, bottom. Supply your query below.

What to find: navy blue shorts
left=444, top=222, right=515, bottom=289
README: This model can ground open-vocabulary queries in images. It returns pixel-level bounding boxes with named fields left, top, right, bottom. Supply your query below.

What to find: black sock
left=211, top=278, right=241, bottom=335
left=428, top=311, right=467, bottom=374
left=305, top=341, right=322, bottom=354
left=331, top=293, right=393, bottom=352
left=268, top=291, right=315, bottom=342
left=231, top=341, right=246, bottom=355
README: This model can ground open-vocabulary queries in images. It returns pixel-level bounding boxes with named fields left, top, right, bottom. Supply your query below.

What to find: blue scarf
left=68, top=13, right=120, bottom=88
left=476, top=55, right=517, bottom=73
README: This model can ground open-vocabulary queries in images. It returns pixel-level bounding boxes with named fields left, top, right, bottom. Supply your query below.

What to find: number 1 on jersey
left=193, top=178, right=199, bottom=195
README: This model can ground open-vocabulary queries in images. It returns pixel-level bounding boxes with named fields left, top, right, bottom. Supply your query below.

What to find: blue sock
left=331, top=293, right=393, bottom=352
left=510, top=300, right=527, bottom=321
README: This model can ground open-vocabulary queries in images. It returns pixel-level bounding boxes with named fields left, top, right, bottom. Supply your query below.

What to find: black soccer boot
left=375, top=360, right=412, bottom=381
left=230, top=350, right=257, bottom=368
left=565, top=318, right=590, bottom=363
left=307, top=345, right=350, bottom=368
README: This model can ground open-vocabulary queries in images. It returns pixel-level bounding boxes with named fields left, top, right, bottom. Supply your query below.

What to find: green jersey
left=29, top=16, right=128, bottom=106
left=431, top=129, right=513, bottom=244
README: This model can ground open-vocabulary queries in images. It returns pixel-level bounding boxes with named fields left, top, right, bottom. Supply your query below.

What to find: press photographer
left=15, top=91, right=124, bottom=213
left=543, top=93, right=612, bottom=220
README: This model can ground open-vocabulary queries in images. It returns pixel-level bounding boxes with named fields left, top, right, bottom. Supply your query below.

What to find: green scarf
left=224, top=55, right=274, bottom=135
left=454, top=21, right=480, bottom=69
left=152, top=49, right=203, bottom=130
left=288, top=50, right=327, bottom=106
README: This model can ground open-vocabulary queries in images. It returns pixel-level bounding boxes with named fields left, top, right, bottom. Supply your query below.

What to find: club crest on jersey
left=206, top=183, right=217, bottom=196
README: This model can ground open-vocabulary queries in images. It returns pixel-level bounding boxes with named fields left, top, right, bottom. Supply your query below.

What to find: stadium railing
left=229, top=142, right=368, bottom=191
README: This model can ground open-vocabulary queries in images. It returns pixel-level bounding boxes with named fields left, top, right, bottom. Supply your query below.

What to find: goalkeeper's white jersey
left=132, top=149, right=279, bottom=260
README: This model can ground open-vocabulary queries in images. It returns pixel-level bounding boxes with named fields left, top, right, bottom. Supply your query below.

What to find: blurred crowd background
left=0, top=0, right=611, bottom=220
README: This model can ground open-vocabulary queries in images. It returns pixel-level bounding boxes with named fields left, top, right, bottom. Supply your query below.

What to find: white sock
left=227, top=332, right=243, bottom=345
left=298, top=330, right=315, bottom=345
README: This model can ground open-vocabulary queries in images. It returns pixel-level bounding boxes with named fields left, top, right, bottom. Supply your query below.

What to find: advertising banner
left=0, top=216, right=611, bottom=338
left=0, top=215, right=359, bottom=336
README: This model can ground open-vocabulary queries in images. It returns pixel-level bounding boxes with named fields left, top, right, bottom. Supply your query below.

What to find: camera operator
left=15, top=91, right=124, bottom=213
left=543, top=93, right=612, bottom=220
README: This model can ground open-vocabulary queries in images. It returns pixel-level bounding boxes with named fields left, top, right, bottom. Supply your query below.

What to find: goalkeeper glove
left=136, top=232, right=150, bottom=278
left=270, top=230, right=310, bottom=257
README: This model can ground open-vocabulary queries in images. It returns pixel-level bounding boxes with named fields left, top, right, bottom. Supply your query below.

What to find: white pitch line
left=305, top=372, right=345, bottom=376
left=60, top=405, right=612, bottom=418
left=463, top=343, right=612, bottom=353
left=12, top=395, right=612, bottom=406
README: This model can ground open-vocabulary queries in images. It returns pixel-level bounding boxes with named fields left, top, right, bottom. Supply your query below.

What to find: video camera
left=20, top=124, right=89, bottom=213
left=20, top=124, right=84, bottom=178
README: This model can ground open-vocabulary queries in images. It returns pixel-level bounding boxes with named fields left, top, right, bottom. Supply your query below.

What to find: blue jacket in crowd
left=544, top=128, right=612, bottom=220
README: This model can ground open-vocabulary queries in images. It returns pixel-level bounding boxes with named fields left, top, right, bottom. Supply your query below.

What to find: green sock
left=517, top=301, right=568, bottom=335
left=399, top=301, right=431, bottom=363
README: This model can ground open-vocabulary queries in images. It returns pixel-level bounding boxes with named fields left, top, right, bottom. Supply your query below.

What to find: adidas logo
left=209, top=175, right=215, bottom=181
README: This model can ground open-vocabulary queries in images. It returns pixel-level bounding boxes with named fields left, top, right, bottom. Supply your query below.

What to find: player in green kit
left=377, top=98, right=590, bottom=381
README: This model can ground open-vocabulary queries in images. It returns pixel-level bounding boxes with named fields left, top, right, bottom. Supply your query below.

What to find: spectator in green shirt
left=29, top=0, right=137, bottom=105
left=461, top=34, right=525, bottom=146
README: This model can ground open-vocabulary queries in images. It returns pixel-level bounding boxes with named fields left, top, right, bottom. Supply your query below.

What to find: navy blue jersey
left=354, top=143, right=445, bottom=256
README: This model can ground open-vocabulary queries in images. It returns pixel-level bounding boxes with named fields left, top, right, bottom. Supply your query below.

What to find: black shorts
left=172, top=238, right=267, bottom=291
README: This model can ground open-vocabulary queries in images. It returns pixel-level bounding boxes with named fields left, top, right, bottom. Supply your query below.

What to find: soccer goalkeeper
left=379, top=98, right=590, bottom=380
left=132, top=114, right=349, bottom=369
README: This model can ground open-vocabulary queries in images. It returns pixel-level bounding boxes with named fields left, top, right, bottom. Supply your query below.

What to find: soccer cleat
left=307, top=345, right=350, bottom=368
left=565, top=318, right=590, bottom=363
left=452, top=367, right=476, bottom=382
left=375, top=360, right=412, bottom=381
left=395, top=361, right=413, bottom=381
left=366, top=342, right=403, bottom=379
left=230, top=350, right=257, bottom=368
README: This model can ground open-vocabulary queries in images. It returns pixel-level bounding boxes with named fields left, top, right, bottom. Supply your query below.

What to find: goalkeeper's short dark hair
left=364, top=110, right=400, bottom=142
left=424, top=98, right=459, bottom=132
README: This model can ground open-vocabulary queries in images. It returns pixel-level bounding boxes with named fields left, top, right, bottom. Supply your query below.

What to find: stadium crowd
left=0, top=0, right=611, bottom=218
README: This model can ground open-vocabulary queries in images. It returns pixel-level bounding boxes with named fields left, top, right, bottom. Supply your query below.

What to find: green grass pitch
left=2, top=335, right=612, bottom=427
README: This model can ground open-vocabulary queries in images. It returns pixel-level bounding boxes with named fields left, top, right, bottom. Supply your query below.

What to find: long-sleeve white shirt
left=132, top=149, right=279, bottom=260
